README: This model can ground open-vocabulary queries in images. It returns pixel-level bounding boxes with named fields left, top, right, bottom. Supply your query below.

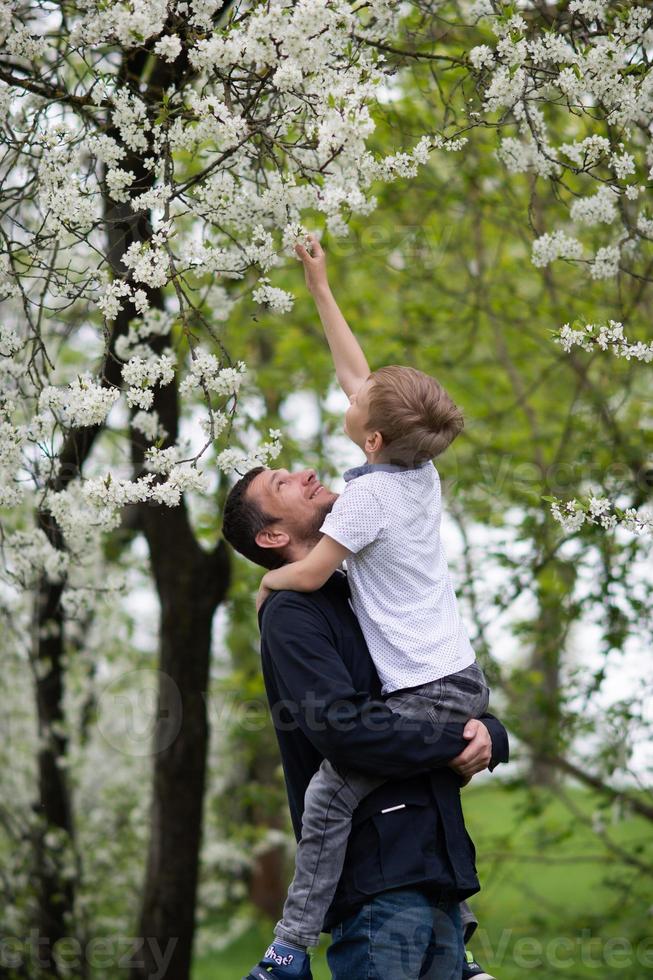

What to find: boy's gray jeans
left=274, top=661, right=491, bottom=948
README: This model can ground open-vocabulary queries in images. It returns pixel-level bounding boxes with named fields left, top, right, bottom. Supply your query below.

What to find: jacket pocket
left=351, top=796, right=437, bottom=893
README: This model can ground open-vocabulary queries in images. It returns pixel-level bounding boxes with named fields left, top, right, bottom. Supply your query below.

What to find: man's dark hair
left=222, top=466, right=283, bottom=570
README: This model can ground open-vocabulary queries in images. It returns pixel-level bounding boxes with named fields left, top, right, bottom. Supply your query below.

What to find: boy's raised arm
left=295, top=232, right=370, bottom=398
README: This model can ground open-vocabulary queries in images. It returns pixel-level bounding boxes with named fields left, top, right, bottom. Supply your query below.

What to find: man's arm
left=261, top=592, right=508, bottom=778
left=295, top=233, right=370, bottom=398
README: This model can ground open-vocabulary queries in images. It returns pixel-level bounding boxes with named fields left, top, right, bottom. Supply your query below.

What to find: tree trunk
left=32, top=568, right=76, bottom=977
left=523, top=553, right=577, bottom=787
left=131, top=507, right=230, bottom=979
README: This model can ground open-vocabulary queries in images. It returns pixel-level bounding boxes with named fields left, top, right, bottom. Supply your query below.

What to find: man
left=222, top=464, right=508, bottom=980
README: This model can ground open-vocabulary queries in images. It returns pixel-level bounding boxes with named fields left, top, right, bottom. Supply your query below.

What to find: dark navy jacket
left=258, top=571, right=509, bottom=930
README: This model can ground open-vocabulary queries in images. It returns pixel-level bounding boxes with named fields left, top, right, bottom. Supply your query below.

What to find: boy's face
left=344, top=378, right=375, bottom=450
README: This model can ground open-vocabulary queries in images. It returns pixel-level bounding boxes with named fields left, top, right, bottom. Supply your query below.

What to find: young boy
left=246, top=233, right=491, bottom=980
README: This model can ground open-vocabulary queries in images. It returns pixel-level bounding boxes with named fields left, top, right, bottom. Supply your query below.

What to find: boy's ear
left=365, top=430, right=384, bottom=454
left=255, top=527, right=291, bottom=551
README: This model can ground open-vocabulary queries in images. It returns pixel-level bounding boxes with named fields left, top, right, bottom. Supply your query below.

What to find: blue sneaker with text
left=242, top=940, right=313, bottom=980
left=462, top=949, right=496, bottom=979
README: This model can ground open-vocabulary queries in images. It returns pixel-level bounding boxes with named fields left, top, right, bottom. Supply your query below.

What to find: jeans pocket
left=387, top=681, right=444, bottom=724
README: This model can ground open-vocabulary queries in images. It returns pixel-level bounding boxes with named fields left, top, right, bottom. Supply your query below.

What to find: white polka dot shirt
left=320, top=461, right=476, bottom=695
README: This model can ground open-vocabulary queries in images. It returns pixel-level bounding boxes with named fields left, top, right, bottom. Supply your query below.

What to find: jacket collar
left=343, top=460, right=431, bottom=482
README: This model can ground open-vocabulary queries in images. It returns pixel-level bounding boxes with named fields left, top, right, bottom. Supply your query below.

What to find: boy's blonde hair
left=366, top=365, right=464, bottom=465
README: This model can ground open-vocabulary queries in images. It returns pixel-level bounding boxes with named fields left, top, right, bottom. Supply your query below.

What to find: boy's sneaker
left=462, top=949, right=496, bottom=979
left=242, top=940, right=313, bottom=980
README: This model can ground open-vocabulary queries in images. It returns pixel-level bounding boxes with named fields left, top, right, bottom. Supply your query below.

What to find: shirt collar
left=342, top=460, right=431, bottom=482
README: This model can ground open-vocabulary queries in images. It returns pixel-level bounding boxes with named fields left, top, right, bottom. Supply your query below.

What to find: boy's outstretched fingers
left=294, top=233, right=328, bottom=293
left=295, top=233, right=320, bottom=259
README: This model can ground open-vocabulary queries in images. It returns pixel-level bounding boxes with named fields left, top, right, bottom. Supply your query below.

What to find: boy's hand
left=256, top=580, right=272, bottom=613
left=295, top=232, right=329, bottom=295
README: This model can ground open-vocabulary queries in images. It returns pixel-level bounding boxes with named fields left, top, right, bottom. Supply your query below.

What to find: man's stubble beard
left=277, top=496, right=338, bottom=565
left=304, top=495, right=337, bottom=545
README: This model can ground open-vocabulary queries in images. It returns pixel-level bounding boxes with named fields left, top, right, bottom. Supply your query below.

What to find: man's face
left=248, top=467, right=339, bottom=558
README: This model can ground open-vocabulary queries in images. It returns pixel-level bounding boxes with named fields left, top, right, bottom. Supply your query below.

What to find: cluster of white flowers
left=114, top=307, right=174, bottom=363
left=122, top=352, right=176, bottom=409
left=97, top=279, right=133, bottom=321
left=0, top=419, right=25, bottom=507
left=469, top=44, right=494, bottom=70
left=122, top=240, right=170, bottom=289
left=589, top=244, right=621, bottom=281
left=364, top=135, right=464, bottom=184
left=551, top=497, right=652, bottom=536
left=132, top=409, right=168, bottom=443
left=569, top=186, right=619, bottom=227
left=469, top=0, right=651, bottom=285
left=3, top=528, right=70, bottom=588
left=75, top=465, right=211, bottom=537
left=559, top=135, right=611, bottom=169
left=496, top=137, right=560, bottom=178
left=252, top=278, right=295, bottom=313
left=0, top=254, right=20, bottom=301
left=0, top=323, right=21, bottom=355
left=216, top=429, right=283, bottom=476
left=37, top=139, right=97, bottom=236
left=106, top=168, right=136, bottom=203
left=39, top=376, right=120, bottom=429
left=153, top=34, right=182, bottom=62
left=179, top=354, right=246, bottom=399
left=111, top=87, right=151, bottom=153
left=532, top=231, right=583, bottom=268
left=199, top=409, right=230, bottom=441
left=557, top=320, right=653, bottom=363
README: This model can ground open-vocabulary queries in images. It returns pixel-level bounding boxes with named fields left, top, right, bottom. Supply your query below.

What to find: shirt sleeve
left=320, top=479, right=387, bottom=554
left=481, top=712, right=510, bottom=771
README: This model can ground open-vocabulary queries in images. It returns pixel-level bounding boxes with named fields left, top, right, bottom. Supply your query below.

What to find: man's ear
left=255, top=527, right=291, bottom=551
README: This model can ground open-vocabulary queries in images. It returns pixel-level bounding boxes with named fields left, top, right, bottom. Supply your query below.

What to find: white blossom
left=569, top=186, right=619, bottom=226
left=122, top=241, right=170, bottom=288
left=106, top=168, right=136, bottom=203
left=39, top=376, right=120, bottom=428
left=179, top=354, right=246, bottom=398
left=153, top=34, right=182, bottom=62
left=469, top=45, right=494, bottom=70
left=131, top=409, right=168, bottom=443
left=98, top=280, right=133, bottom=321
left=252, top=277, right=295, bottom=313
left=532, top=231, right=583, bottom=268
left=557, top=320, right=653, bottom=363
left=216, top=429, right=283, bottom=475
left=589, top=244, right=620, bottom=280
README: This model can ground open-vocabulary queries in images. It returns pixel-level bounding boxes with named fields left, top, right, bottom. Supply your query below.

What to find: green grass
left=194, top=784, right=652, bottom=978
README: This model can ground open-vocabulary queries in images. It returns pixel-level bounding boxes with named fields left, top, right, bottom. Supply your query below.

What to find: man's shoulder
left=258, top=576, right=350, bottom=636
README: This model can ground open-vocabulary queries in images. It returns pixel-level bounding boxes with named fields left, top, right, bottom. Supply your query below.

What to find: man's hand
left=256, top=580, right=272, bottom=613
left=449, top=719, right=492, bottom=781
left=295, top=232, right=329, bottom=295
